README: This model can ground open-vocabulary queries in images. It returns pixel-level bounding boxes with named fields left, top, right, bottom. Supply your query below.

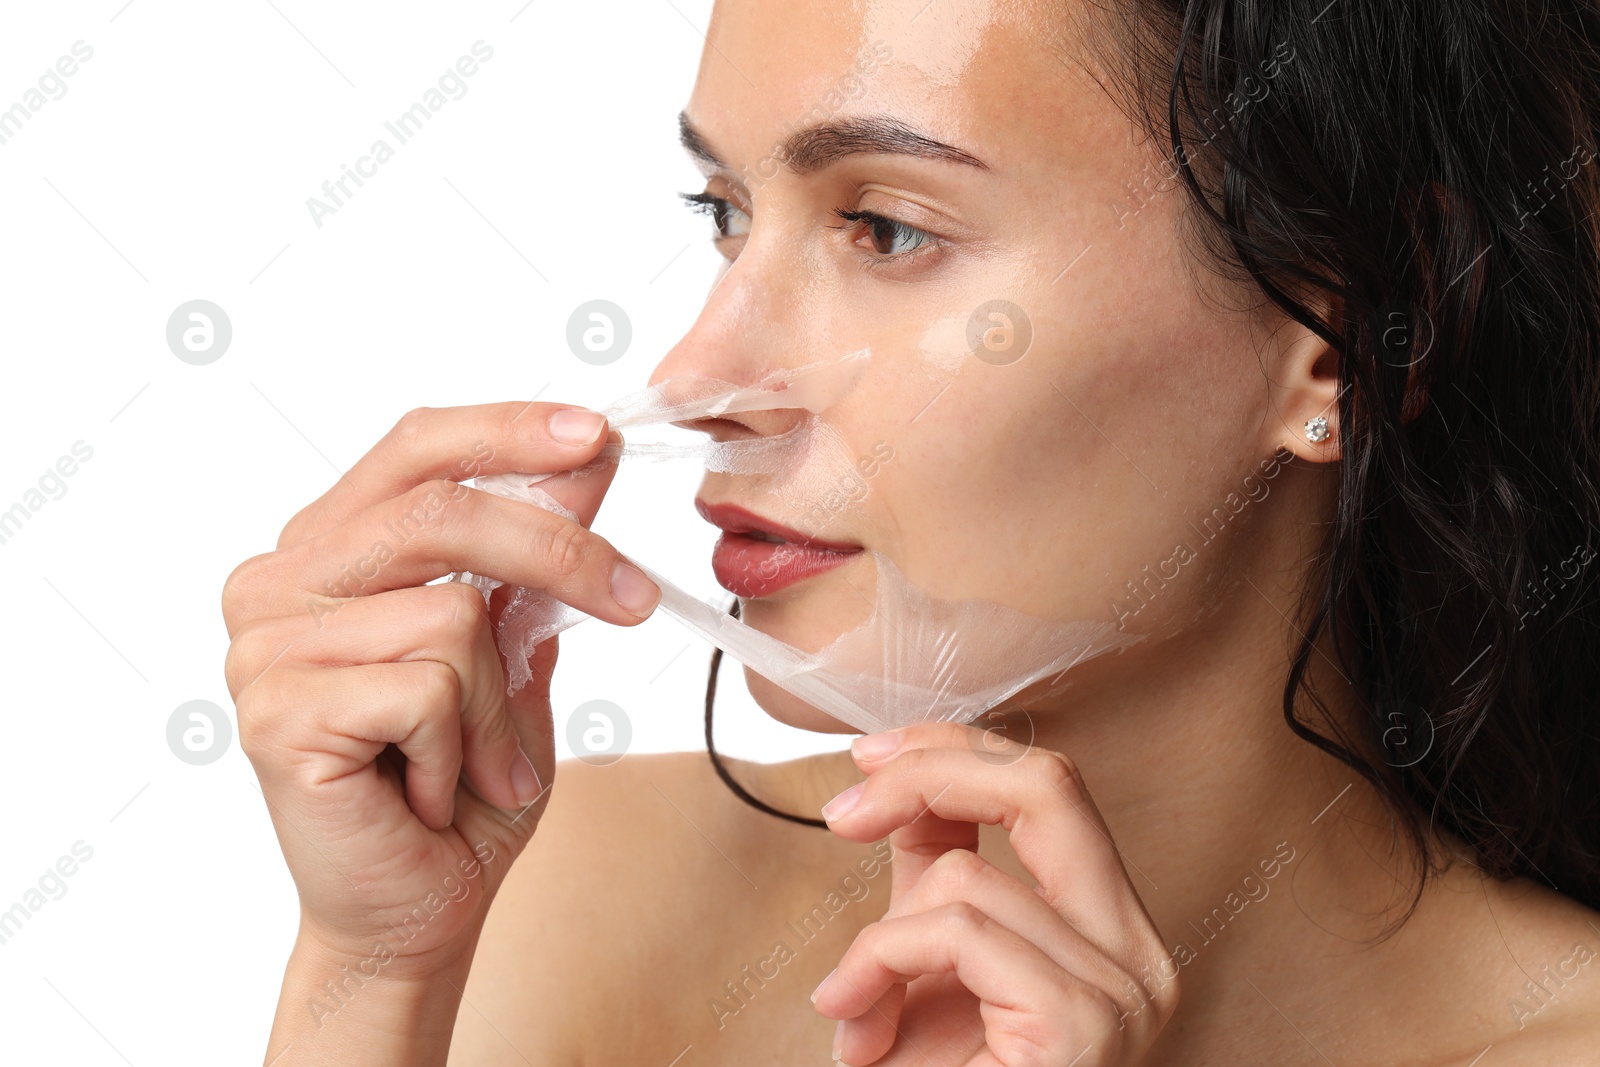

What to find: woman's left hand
left=813, top=722, right=1180, bottom=1066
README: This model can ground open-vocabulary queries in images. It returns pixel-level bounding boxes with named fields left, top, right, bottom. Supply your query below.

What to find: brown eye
left=835, top=208, right=930, bottom=256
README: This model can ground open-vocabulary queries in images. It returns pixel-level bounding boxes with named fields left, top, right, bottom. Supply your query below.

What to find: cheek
left=854, top=268, right=1271, bottom=626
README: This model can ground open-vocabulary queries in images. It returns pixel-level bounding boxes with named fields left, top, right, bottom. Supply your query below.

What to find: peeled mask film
left=455, top=347, right=1138, bottom=734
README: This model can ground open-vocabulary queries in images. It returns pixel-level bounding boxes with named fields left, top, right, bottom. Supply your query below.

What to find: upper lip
left=695, top=499, right=862, bottom=552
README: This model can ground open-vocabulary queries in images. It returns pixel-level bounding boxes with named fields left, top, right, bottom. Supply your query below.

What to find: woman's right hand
left=221, top=402, right=659, bottom=978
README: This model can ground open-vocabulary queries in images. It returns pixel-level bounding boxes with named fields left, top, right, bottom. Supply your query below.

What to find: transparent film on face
left=456, top=347, right=1137, bottom=734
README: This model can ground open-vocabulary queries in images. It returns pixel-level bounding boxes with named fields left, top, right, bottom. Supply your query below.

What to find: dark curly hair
left=705, top=0, right=1600, bottom=923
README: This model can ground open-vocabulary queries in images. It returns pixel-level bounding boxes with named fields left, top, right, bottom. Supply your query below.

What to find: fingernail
left=611, top=560, right=660, bottom=617
left=831, top=1019, right=846, bottom=1061
left=810, top=967, right=835, bottom=1004
left=821, top=781, right=864, bottom=821
left=548, top=408, right=606, bottom=445
left=511, top=747, right=542, bottom=807
left=851, top=730, right=901, bottom=761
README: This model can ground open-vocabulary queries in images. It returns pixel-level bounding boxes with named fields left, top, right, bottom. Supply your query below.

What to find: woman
left=223, top=0, right=1600, bottom=1062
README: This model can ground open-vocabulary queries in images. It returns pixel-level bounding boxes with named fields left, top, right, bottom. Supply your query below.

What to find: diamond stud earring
left=1304, top=416, right=1331, bottom=444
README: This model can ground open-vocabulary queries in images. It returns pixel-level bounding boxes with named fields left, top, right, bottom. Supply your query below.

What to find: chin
left=743, top=668, right=860, bottom=734
left=727, top=570, right=878, bottom=734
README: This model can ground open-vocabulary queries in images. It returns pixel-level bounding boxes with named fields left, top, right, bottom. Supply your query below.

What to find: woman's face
left=649, top=0, right=1330, bottom=730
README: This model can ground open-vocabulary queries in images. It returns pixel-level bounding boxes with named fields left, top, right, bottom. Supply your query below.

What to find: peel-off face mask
left=454, top=351, right=869, bottom=693
left=455, top=347, right=1139, bottom=734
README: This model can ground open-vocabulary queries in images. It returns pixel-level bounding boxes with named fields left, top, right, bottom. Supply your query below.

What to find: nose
left=647, top=238, right=809, bottom=398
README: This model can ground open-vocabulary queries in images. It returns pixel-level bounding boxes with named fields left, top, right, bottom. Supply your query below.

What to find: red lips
left=696, top=500, right=862, bottom=597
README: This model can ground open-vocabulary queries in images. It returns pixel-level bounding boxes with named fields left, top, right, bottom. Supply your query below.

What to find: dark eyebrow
left=677, top=111, right=988, bottom=176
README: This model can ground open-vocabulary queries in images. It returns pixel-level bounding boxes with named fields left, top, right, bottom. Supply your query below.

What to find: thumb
left=523, top=430, right=622, bottom=530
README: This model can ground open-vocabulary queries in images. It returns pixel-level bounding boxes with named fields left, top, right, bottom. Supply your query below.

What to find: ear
left=1263, top=301, right=1343, bottom=463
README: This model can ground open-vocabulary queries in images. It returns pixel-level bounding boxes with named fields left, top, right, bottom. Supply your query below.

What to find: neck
left=1002, top=557, right=1479, bottom=1051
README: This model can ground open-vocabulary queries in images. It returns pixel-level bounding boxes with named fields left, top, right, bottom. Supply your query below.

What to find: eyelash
left=678, top=191, right=741, bottom=236
left=828, top=208, right=938, bottom=269
left=677, top=192, right=941, bottom=271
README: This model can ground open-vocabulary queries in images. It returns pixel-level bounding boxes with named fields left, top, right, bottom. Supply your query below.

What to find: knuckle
left=892, top=722, right=940, bottom=746
left=442, top=578, right=492, bottom=627
left=1149, top=954, right=1182, bottom=1021
left=926, top=847, right=988, bottom=896
left=236, top=710, right=267, bottom=763
left=393, top=479, right=470, bottom=546
left=223, top=626, right=266, bottom=698
left=893, top=744, right=935, bottom=777
left=222, top=642, right=245, bottom=698
left=900, top=722, right=965, bottom=754
left=220, top=552, right=274, bottom=634
left=235, top=693, right=273, bottom=761
left=1031, top=748, right=1085, bottom=803
left=390, top=406, right=436, bottom=452
left=235, top=671, right=294, bottom=759
left=492, top=402, right=536, bottom=449
left=423, top=580, right=491, bottom=636
left=275, top=507, right=312, bottom=550
left=225, top=621, right=292, bottom=693
left=943, top=721, right=987, bottom=749
left=412, top=658, right=463, bottom=715
left=851, top=918, right=890, bottom=960
left=412, top=476, right=469, bottom=511
left=534, top=515, right=594, bottom=580
left=425, top=586, right=493, bottom=676
left=937, top=899, right=991, bottom=938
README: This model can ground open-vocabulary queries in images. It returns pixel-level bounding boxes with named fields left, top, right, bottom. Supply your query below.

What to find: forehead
left=687, top=0, right=1119, bottom=180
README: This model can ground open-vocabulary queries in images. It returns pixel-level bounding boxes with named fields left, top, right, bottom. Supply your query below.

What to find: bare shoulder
left=450, top=747, right=873, bottom=1064
left=1428, top=875, right=1600, bottom=1065
left=1463, top=997, right=1600, bottom=1066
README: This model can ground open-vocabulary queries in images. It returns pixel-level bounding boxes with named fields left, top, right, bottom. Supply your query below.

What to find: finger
left=227, top=481, right=660, bottom=634
left=815, top=902, right=1122, bottom=1067
left=879, top=792, right=979, bottom=906
left=829, top=981, right=905, bottom=1067
left=241, top=660, right=465, bottom=831
left=472, top=431, right=623, bottom=535
left=223, top=431, right=624, bottom=640
left=825, top=724, right=1144, bottom=947
left=831, top=725, right=978, bottom=900
left=279, top=402, right=615, bottom=548
left=232, top=582, right=538, bottom=812
left=886, top=848, right=1140, bottom=998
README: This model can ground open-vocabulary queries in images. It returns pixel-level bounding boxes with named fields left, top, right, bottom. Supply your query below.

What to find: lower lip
left=710, top=532, right=861, bottom=597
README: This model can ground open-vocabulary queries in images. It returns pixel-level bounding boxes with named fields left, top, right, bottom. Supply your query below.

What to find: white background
left=0, top=2, right=847, bottom=1061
